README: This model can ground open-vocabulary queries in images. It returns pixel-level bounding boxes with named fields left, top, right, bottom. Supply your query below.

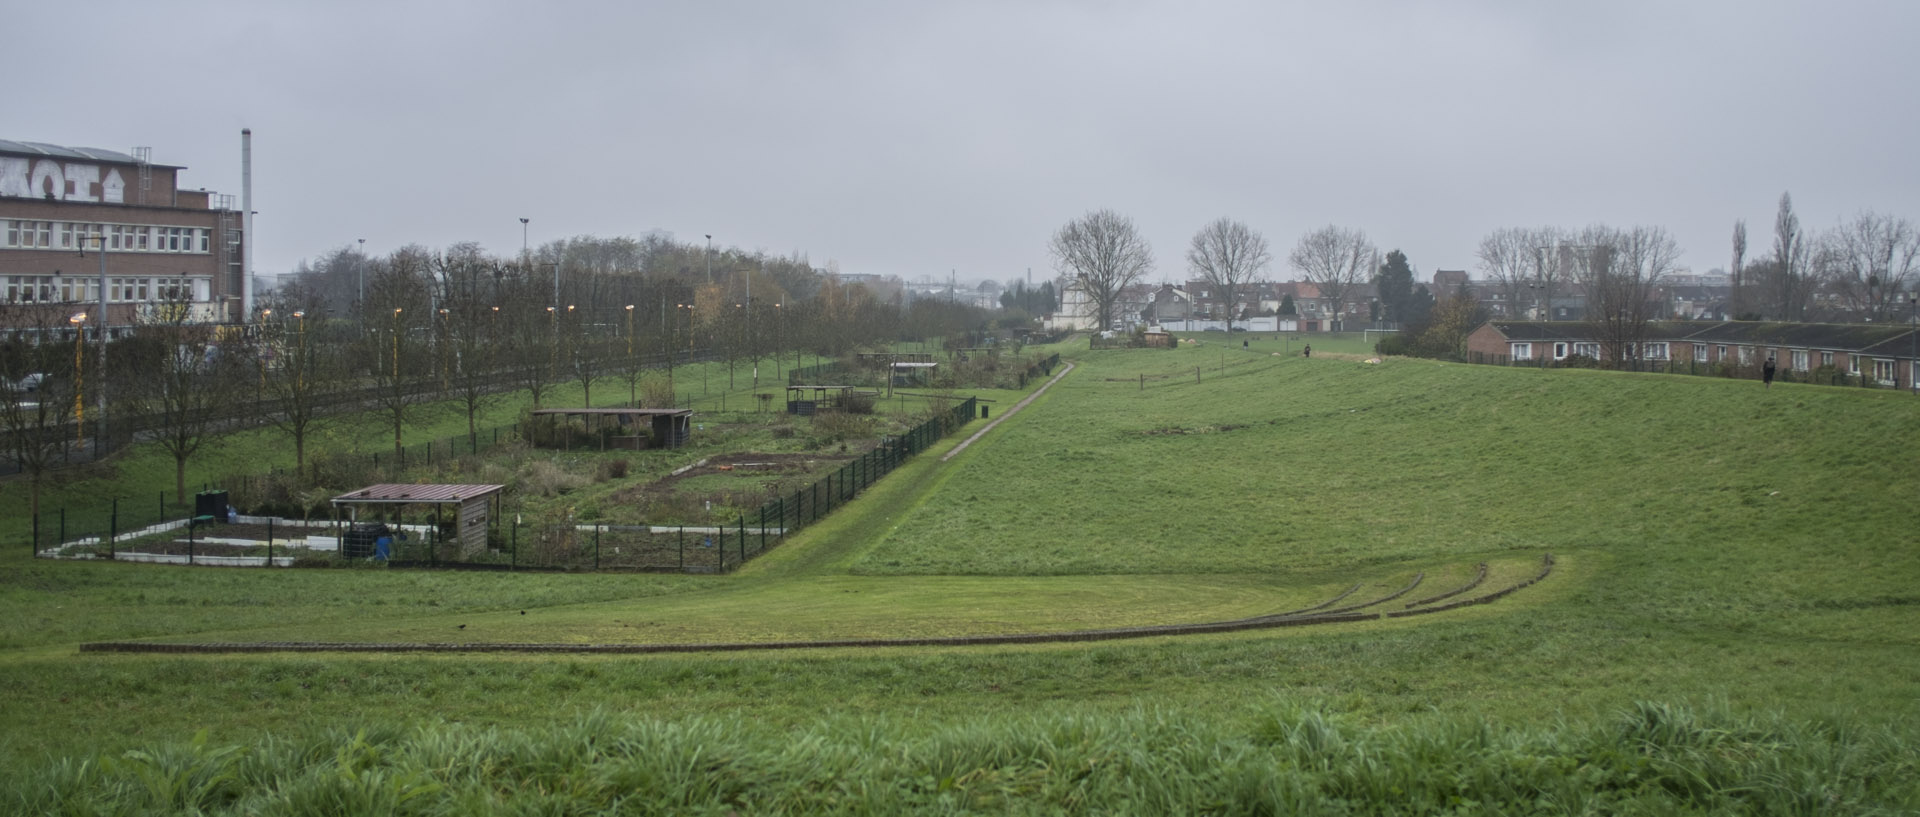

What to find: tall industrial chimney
left=241, top=128, right=254, bottom=322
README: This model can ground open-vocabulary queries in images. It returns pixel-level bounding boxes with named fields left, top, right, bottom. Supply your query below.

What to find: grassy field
left=3, top=334, right=1917, bottom=813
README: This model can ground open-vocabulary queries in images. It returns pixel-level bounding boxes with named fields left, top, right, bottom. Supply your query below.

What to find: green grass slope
left=2, top=343, right=1917, bottom=813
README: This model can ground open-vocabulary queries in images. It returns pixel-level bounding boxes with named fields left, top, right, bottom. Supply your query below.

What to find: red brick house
left=1465, top=320, right=1920, bottom=389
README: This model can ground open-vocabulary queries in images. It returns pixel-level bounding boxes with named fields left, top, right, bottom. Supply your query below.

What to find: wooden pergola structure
left=856, top=351, right=934, bottom=367
left=786, top=385, right=857, bottom=415
left=527, top=407, right=693, bottom=449
left=331, top=483, right=505, bottom=558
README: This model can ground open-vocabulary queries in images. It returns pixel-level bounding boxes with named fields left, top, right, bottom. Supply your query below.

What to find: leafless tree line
left=4, top=235, right=929, bottom=508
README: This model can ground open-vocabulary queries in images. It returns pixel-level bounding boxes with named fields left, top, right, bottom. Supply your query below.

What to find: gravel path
left=942, top=361, right=1076, bottom=461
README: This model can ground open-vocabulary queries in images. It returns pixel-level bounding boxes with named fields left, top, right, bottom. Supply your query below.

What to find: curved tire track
left=80, top=555, right=1555, bottom=656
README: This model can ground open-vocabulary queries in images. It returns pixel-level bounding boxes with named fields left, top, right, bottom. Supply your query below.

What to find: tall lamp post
left=1909, top=295, right=1917, bottom=394
left=77, top=234, right=107, bottom=445
left=68, top=312, right=87, bottom=450
left=291, top=311, right=306, bottom=391
left=357, top=238, right=366, bottom=307
left=390, top=308, right=403, bottom=379
left=623, top=304, right=636, bottom=405
left=258, top=309, right=271, bottom=402
left=704, top=234, right=713, bottom=283
left=438, top=308, right=450, bottom=390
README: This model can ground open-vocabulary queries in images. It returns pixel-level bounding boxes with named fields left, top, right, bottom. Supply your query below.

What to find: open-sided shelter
left=331, top=483, right=504, bottom=558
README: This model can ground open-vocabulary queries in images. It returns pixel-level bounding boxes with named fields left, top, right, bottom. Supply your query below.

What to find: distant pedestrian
left=1242, top=339, right=1248, bottom=349
left=1302, top=344, right=1312, bottom=358
left=1762, top=356, right=1777, bottom=389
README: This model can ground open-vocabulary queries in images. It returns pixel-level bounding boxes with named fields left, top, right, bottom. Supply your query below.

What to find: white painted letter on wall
left=0, top=158, right=29, bottom=197
left=63, top=163, right=100, bottom=202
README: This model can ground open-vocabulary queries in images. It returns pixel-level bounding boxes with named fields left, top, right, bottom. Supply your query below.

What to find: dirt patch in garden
left=609, top=452, right=854, bottom=506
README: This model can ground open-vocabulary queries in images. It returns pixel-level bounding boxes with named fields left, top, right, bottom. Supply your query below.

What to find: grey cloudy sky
left=13, top=1, right=1918, bottom=287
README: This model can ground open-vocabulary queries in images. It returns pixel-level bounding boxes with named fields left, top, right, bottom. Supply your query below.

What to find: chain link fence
left=28, top=398, right=980, bottom=573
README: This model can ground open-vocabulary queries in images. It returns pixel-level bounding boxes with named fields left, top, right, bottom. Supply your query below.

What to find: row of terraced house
left=1465, top=320, right=1920, bottom=391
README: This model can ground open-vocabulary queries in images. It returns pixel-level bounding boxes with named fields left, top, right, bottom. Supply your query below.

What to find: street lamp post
left=566, top=304, right=585, bottom=404
left=391, top=308, right=403, bottom=379
left=624, top=304, right=636, bottom=405
left=77, top=234, right=108, bottom=447
left=258, top=309, right=272, bottom=401
left=519, top=218, right=529, bottom=261
left=438, top=308, right=450, bottom=390
left=68, top=312, right=87, bottom=450
left=704, top=234, right=712, bottom=283
left=292, top=310, right=306, bottom=391
left=357, top=238, right=366, bottom=307
left=545, top=306, right=558, bottom=392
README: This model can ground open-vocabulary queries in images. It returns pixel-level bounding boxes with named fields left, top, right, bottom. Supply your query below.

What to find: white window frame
left=1693, top=343, right=1706, bottom=360
left=1572, top=342, right=1600, bottom=358
left=1872, top=359, right=1896, bottom=385
left=1790, top=350, right=1809, bottom=372
left=1510, top=342, right=1533, bottom=361
left=1820, top=351, right=1833, bottom=368
left=1553, top=342, right=1569, bottom=360
left=1643, top=342, right=1669, bottom=360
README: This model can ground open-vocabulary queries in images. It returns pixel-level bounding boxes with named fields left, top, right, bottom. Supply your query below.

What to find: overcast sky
left=13, top=1, right=1918, bottom=287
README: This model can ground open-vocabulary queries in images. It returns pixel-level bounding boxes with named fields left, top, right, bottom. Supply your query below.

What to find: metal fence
left=1017, top=354, right=1061, bottom=387
left=21, top=421, right=526, bottom=555
left=29, top=397, right=980, bottom=573
left=506, top=396, right=979, bottom=573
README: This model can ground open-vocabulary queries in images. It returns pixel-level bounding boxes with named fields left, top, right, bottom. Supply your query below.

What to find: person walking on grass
left=1302, top=344, right=1311, bottom=358
left=1763, top=356, right=1777, bottom=389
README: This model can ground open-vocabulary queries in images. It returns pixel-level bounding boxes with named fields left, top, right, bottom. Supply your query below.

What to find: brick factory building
left=1, top=139, right=245, bottom=333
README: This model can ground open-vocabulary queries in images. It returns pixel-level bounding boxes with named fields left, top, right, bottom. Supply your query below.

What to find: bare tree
left=1476, top=226, right=1566, bottom=320
left=364, top=246, right=434, bottom=458
left=0, top=306, right=86, bottom=521
left=1772, top=192, right=1811, bottom=321
left=1825, top=211, right=1919, bottom=322
left=1730, top=220, right=1747, bottom=319
left=1572, top=225, right=1681, bottom=364
left=1288, top=225, right=1376, bottom=331
left=434, top=248, right=509, bottom=448
left=118, top=301, right=245, bottom=503
left=1185, top=218, right=1270, bottom=330
left=250, top=289, right=337, bottom=478
left=1050, top=209, right=1154, bottom=332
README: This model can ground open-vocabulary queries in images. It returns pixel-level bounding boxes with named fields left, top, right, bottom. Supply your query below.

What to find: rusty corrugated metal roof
left=331, top=484, right=505, bottom=504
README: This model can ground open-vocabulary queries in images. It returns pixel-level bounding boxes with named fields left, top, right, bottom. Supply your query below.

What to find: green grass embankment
left=2, top=337, right=1916, bottom=813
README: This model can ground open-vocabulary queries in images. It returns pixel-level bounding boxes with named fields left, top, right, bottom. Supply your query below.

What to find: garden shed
left=527, top=408, right=693, bottom=450
left=331, top=483, right=504, bottom=558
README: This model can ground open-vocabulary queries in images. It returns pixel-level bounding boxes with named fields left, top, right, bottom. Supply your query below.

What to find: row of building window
left=1513, top=341, right=1903, bottom=382
left=3, top=275, right=204, bottom=304
left=1512, top=342, right=1673, bottom=361
left=3, top=220, right=212, bottom=254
